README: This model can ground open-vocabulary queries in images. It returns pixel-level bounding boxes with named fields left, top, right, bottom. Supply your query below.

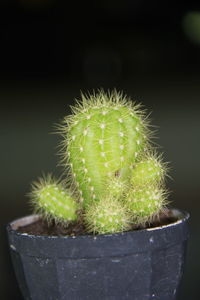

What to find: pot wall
left=7, top=209, right=189, bottom=300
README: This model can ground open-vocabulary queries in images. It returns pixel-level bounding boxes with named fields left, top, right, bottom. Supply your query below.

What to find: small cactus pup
left=84, top=197, right=132, bottom=234
left=85, top=176, right=131, bottom=234
left=126, top=185, right=168, bottom=225
left=127, top=153, right=168, bottom=225
left=30, top=175, right=78, bottom=224
left=59, top=90, right=151, bottom=208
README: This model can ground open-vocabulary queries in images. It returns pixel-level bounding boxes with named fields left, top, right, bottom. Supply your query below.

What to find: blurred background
left=1, top=0, right=200, bottom=299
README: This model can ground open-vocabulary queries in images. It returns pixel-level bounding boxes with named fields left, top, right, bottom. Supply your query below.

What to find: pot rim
left=7, top=208, right=189, bottom=240
left=7, top=208, right=190, bottom=258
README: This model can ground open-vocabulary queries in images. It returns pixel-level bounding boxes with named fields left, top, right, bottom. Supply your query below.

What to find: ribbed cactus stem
left=60, top=90, right=150, bottom=207
left=127, top=154, right=168, bottom=224
left=30, top=175, right=78, bottom=224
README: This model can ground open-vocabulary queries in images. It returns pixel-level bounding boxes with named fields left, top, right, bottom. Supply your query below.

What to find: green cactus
left=30, top=175, right=78, bottom=224
left=29, top=90, right=169, bottom=234
left=105, top=176, right=128, bottom=200
left=130, top=154, right=166, bottom=187
left=59, top=90, right=150, bottom=208
left=126, top=185, right=168, bottom=224
left=84, top=197, right=132, bottom=234
left=125, top=153, right=168, bottom=224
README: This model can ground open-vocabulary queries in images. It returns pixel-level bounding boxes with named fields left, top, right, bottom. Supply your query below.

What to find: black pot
left=7, top=208, right=189, bottom=300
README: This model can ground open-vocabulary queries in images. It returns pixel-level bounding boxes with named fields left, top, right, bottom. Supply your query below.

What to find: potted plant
left=7, top=90, right=189, bottom=300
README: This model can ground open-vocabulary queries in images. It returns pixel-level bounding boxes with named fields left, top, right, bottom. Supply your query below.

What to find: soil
left=17, top=208, right=176, bottom=237
left=17, top=217, right=88, bottom=237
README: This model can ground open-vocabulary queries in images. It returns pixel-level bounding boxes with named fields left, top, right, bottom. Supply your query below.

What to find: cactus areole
left=7, top=90, right=189, bottom=300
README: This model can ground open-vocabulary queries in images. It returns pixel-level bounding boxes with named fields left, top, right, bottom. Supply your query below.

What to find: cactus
left=126, top=186, right=167, bottom=224
left=84, top=197, right=132, bottom=234
left=59, top=90, right=150, bottom=208
left=30, top=90, right=169, bottom=234
left=130, top=154, right=166, bottom=187
left=105, top=176, right=128, bottom=200
left=30, top=175, right=78, bottom=224
left=125, top=153, right=168, bottom=224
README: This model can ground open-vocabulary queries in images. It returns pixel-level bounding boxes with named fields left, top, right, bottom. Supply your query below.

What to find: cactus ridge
left=30, top=174, right=78, bottom=224
left=59, top=90, right=152, bottom=207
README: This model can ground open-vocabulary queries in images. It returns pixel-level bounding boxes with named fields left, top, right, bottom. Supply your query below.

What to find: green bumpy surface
left=105, top=177, right=128, bottom=200
left=31, top=176, right=78, bottom=223
left=85, top=197, right=132, bottom=234
left=63, top=91, right=148, bottom=207
left=131, top=156, right=165, bottom=187
left=126, top=185, right=166, bottom=223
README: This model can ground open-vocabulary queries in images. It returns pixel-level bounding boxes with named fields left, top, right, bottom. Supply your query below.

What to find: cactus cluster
left=30, top=90, right=169, bottom=234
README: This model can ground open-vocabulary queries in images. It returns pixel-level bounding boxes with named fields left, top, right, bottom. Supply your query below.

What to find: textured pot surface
left=7, top=209, right=189, bottom=300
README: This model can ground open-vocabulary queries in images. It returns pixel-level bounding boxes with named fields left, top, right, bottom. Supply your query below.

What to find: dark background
left=1, top=0, right=200, bottom=299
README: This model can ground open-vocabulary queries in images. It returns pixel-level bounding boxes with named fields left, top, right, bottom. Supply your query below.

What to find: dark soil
left=17, top=218, right=88, bottom=236
left=17, top=208, right=176, bottom=237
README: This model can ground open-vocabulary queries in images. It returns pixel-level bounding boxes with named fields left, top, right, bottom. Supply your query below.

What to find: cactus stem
left=29, top=174, right=78, bottom=225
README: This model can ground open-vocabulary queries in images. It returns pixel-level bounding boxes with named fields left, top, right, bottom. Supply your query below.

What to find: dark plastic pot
left=7, top=208, right=189, bottom=300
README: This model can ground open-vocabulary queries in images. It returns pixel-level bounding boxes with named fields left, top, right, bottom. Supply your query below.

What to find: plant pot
left=7, top=208, right=189, bottom=300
